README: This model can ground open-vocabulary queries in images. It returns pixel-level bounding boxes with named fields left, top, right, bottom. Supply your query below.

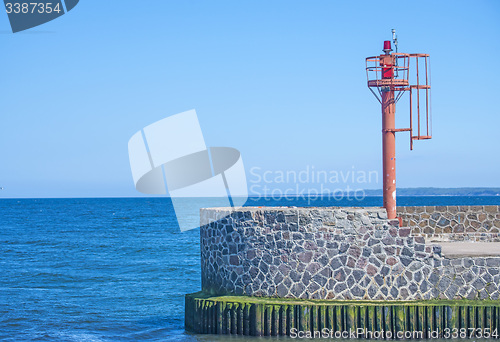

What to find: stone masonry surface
left=200, top=207, right=500, bottom=300
left=397, top=206, right=500, bottom=242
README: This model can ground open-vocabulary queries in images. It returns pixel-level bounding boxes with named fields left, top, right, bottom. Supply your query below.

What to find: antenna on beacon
left=392, top=29, right=398, bottom=77
left=392, top=29, right=398, bottom=53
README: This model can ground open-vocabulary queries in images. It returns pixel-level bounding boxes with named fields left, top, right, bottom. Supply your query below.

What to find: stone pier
left=186, top=205, right=500, bottom=337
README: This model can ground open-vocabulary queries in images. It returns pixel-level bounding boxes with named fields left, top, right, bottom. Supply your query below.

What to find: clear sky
left=0, top=0, right=499, bottom=198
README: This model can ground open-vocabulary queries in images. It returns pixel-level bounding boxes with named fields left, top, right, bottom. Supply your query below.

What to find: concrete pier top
left=439, top=242, right=500, bottom=257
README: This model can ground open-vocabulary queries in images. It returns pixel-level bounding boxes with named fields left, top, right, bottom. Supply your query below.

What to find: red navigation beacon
left=366, top=30, right=432, bottom=220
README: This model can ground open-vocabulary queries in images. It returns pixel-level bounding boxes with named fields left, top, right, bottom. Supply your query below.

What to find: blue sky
left=0, top=0, right=499, bottom=198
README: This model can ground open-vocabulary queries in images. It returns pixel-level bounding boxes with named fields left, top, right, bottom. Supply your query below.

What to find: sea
left=1, top=196, right=499, bottom=341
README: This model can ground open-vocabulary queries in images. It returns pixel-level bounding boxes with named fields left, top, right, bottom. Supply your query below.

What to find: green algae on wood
left=185, top=292, right=500, bottom=338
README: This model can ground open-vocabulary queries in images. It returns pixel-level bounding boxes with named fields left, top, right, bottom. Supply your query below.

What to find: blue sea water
left=1, top=196, right=499, bottom=341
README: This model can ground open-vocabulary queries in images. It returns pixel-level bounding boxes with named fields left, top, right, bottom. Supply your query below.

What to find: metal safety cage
left=366, top=53, right=410, bottom=104
left=366, top=53, right=431, bottom=150
left=408, top=53, right=431, bottom=150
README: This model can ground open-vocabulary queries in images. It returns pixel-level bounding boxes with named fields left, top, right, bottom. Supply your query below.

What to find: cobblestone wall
left=200, top=207, right=500, bottom=300
left=397, top=206, right=500, bottom=242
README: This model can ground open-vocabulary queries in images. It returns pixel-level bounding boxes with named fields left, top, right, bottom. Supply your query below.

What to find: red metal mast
left=366, top=32, right=432, bottom=220
left=381, top=42, right=397, bottom=219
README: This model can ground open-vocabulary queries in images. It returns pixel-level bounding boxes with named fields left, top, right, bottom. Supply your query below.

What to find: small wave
left=0, top=287, right=65, bottom=291
left=52, top=332, right=106, bottom=342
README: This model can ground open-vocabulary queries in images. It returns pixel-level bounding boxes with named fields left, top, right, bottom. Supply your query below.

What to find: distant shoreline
left=0, top=195, right=500, bottom=200
left=361, top=187, right=500, bottom=197
left=0, top=188, right=499, bottom=200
